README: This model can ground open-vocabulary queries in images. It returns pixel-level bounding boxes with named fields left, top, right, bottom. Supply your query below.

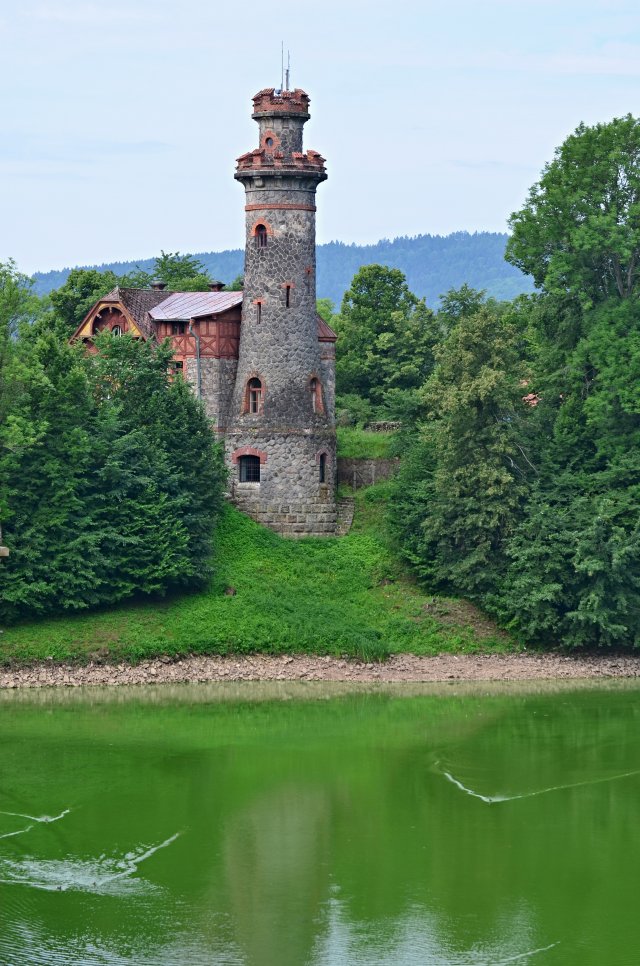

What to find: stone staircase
left=336, top=497, right=355, bottom=536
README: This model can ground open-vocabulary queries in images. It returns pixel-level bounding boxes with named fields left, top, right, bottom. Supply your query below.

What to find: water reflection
left=1, top=683, right=639, bottom=964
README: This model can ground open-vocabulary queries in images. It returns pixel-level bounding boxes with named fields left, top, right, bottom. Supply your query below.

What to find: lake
left=1, top=681, right=639, bottom=965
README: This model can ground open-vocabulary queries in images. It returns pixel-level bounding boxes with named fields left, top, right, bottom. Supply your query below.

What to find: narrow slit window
left=248, top=377, right=263, bottom=414
left=319, top=453, right=327, bottom=484
left=256, top=301, right=262, bottom=324
left=285, top=285, right=291, bottom=308
left=255, top=224, right=268, bottom=249
left=239, top=455, right=261, bottom=483
left=310, top=377, right=323, bottom=413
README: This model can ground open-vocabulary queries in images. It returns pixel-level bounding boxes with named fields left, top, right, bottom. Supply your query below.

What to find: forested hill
left=32, top=232, right=534, bottom=306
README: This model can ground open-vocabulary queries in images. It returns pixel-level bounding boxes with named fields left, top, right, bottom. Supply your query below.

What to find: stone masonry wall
left=228, top=89, right=337, bottom=536
left=185, top=357, right=238, bottom=431
left=337, top=458, right=400, bottom=489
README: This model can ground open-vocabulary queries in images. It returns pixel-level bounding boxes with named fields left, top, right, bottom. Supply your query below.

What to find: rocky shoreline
left=2, top=651, right=640, bottom=689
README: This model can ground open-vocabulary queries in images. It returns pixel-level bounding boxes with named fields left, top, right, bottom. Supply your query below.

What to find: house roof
left=101, top=286, right=178, bottom=339
left=74, top=287, right=337, bottom=344
left=149, top=291, right=243, bottom=321
left=317, top=315, right=338, bottom=343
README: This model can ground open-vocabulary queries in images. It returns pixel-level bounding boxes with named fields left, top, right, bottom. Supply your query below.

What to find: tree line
left=330, top=114, right=640, bottom=648
left=31, top=232, right=533, bottom=308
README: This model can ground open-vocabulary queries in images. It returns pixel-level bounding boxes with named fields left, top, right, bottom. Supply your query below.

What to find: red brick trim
left=245, top=203, right=316, bottom=212
left=261, top=129, right=281, bottom=151
left=232, top=446, right=267, bottom=465
left=280, top=280, right=296, bottom=289
left=250, top=218, right=274, bottom=237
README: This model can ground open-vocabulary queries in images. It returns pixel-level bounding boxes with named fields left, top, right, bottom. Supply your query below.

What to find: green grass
left=336, top=427, right=393, bottom=459
left=0, top=486, right=517, bottom=665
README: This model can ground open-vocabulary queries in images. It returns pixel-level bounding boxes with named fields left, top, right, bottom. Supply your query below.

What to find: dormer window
left=255, top=224, right=268, bottom=249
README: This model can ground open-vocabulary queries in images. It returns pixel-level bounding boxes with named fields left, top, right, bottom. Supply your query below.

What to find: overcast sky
left=2, top=0, right=640, bottom=275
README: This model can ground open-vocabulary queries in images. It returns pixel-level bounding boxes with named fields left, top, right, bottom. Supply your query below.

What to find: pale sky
left=2, top=0, right=640, bottom=275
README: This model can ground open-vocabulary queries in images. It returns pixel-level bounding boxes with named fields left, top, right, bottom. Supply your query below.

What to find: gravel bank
left=2, top=651, right=640, bottom=689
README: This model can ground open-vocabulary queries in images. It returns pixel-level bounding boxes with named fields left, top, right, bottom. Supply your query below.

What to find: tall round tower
left=227, top=87, right=337, bottom=537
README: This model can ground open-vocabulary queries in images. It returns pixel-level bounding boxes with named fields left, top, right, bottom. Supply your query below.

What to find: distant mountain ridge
left=32, top=232, right=534, bottom=307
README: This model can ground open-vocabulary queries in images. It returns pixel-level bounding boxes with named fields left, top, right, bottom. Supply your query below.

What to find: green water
left=1, top=682, right=640, bottom=966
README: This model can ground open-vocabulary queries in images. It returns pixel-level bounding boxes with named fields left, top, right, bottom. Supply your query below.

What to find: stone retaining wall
left=337, top=458, right=400, bottom=489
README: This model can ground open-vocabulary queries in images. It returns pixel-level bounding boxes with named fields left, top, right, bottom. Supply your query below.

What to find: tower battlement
left=251, top=88, right=310, bottom=118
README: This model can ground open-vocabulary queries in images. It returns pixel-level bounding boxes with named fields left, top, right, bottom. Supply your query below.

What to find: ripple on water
left=0, top=833, right=181, bottom=896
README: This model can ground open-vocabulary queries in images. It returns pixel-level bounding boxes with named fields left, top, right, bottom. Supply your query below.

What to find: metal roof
left=149, top=291, right=243, bottom=321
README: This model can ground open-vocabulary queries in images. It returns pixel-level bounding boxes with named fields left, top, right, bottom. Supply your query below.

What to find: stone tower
left=226, top=87, right=337, bottom=537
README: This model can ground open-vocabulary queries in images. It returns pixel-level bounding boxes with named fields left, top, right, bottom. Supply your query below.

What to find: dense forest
left=330, top=115, right=640, bottom=648
left=31, top=232, right=533, bottom=308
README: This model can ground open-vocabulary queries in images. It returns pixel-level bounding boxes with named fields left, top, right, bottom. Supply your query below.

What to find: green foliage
left=507, top=115, right=640, bottom=306
left=335, top=265, right=439, bottom=408
left=0, top=325, right=225, bottom=624
left=335, top=393, right=374, bottom=427
left=316, top=298, right=335, bottom=323
left=50, top=267, right=120, bottom=334
left=390, top=308, right=529, bottom=597
left=225, top=274, right=244, bottom=292
left=123, top=251, right=213, bottom=292
left=336, top=427, right=393, bottom=459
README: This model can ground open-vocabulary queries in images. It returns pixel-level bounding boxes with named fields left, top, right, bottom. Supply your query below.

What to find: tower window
left=255, top=224, right=268, bottom=249
left=319, top=453, right=327, bottom=484
left=285, top=284, right=291, bottom=308
left=256, top=301, right=262, bottom=324
left=248, top=377, right=263, bottom=414
left=310, top=377, right=323, bottom=413
left=239, top=455, right=261, bottom=483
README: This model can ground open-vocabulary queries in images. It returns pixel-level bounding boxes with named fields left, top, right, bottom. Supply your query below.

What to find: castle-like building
left=72, top=87, right=338, bottom=537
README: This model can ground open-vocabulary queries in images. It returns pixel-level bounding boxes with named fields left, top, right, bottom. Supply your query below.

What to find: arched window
left=319, top=452, right=327, bottom=484
left=239, top=455, right=261, bottom=483
left=112, top=325, right=123, bottom=336
left=309, top=377, right=323, bottom=413
left=255, top=224, right=268, bottom=249
left=248, top=377, right=263, bottom=414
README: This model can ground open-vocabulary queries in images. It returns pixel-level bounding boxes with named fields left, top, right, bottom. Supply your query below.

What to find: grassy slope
left=336, top=427, right=393, bottom=459
left=0, top=485, right=515, bottom=665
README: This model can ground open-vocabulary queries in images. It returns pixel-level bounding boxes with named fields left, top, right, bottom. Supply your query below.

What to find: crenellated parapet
left=236, top=147, right=326, bottom=177
left=251, top=87, right=310, bottom=118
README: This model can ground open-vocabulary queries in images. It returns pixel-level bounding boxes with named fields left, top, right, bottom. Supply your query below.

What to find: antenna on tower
left=280, top=43, right=291, bottom=92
